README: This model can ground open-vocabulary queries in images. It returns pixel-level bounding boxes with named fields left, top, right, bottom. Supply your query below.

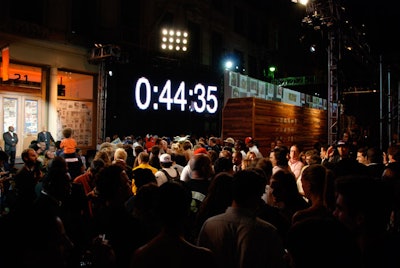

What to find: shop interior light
left=291, top=0, right=308, bottom=5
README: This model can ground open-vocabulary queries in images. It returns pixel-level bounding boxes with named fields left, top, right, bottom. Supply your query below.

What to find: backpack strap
left=173, top=166, right=180, bottom=178
left=160, top=167, right=180, bottom=181
left=160, top=169, right=172, bottom=181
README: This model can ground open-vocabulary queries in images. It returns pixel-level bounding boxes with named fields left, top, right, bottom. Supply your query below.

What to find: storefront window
left=58, top=71, right=93, bottom=99
left=57, top=70, right=95, bottom=147
left=24, top=99, right=38, bottom=134
left=3, top=98, right=18, bottom=132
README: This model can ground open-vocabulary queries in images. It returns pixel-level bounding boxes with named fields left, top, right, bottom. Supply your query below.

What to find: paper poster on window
left=276, top=86, right=283, bottom=99
left=323, top=99, right=327, bottom=110
left=24, top=100, right=38, bottom=134
left=306, top=94, right=311, bottom=104
left=249, top=78, right=258, bottom=96
left=229, top=71, right=238, bottom=87
left=232, top=87, right=240, bottom=98
left=267, top=83, right=275, bottom=99
left=282, top=88, right=301, bottom=106
left=57, top=100, right=93, bottom=146
left=258, top=81, right=266, bottom=99
left=239, top=74, right=248, bottom=90
left=301, top=93, right=306, bottom=104
left=3, top=98, right=17, bottom=132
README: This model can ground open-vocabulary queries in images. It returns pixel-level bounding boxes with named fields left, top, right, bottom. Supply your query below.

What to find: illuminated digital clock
left=134, top=77, right=218, bottom=114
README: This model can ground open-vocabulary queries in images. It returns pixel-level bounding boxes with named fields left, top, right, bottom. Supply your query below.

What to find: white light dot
left=225, top=61, right=233, bottom=69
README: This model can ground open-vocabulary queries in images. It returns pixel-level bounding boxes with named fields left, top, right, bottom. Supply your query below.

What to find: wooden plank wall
left=222, top=97, right=328, bottom=156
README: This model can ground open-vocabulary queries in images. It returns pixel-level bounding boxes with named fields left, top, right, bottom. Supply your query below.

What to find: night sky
left=340, top=0, right=399, bottom=144
left=345, top=0, right=400, bottom=61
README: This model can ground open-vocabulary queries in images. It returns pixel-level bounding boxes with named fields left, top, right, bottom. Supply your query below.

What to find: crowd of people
left=0, top=129, right=400, bottom=268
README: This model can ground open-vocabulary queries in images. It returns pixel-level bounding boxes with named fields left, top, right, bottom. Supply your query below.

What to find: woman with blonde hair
left=113, top=147, right=133, bottom=180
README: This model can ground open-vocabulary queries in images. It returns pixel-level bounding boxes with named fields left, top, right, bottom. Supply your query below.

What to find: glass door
left=0, top=94, right=41, bottom=161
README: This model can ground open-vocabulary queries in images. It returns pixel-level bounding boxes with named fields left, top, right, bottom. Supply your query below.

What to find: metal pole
left=103, top=62, right=108, bottom=140
left=388, top=67, right=391, bottom=145
left=327, top=30, right=338, bottom=146
left=379, top=55, right=383, bottom=149
left=97, top=61, right=107, bottom=141
left=398, top=84, right=400, bottom=140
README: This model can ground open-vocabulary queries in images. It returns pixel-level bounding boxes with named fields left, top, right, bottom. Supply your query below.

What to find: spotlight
left=160, top=27, right=189, bottom=52
left=225, top=60, right=233, bottom=70
left=310, top=44, right=316, bottom=53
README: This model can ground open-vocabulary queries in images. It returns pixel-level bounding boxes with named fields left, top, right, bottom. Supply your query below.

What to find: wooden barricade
left=221, top=97, right=328, bottom=155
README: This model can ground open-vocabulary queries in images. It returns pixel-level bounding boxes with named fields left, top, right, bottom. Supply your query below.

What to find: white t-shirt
left=249, top=145, right=263, bottom=158
left=180, top=164, right=192, bottom=182
left=155, top=166, right=181, bottom=186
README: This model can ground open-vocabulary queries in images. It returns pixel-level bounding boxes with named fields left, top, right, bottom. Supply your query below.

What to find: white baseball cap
left=159, top=153, right=172, bottom=163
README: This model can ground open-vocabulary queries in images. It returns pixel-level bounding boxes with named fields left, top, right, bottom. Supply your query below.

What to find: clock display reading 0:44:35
left=134, top=77, right=219, bottom=114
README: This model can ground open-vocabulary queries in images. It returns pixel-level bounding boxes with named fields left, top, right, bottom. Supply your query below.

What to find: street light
left=225, top=60, right=234, bottom=70
left=268, top=66, right=277, bottom=82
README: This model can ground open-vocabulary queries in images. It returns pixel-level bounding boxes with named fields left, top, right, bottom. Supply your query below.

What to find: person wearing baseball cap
left=155, top=153, right=181, bottom=186
left=329, top=140, right=368, bottom=178
left=336, top=140, right=348, bottom=147
left=159, top=153, right=172, bottom=163
left=223, top=137, right=235, bottom=153
left=244, top=137, right=252, bottom=144
left=224, top=137, right=235, bottom=145
left=194, top=147, right=208, bottom=155
left=245, top=137, right=263, bottom=159
left=335, top=140, right=350, bottom=161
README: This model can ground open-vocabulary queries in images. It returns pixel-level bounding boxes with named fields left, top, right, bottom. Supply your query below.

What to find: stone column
left=49, top=67, right=58, bottom=140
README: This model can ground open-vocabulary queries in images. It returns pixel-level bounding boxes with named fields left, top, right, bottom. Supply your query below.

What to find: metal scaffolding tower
left=88, top=44, right=121, bottom=140
left=302, top=0, right=341, bottom=145
left=327, top=28, right=339, bottom=146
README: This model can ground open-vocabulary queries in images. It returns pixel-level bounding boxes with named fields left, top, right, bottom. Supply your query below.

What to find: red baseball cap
left=245, top=137, right=253, bottom=144
left=194, top=147, right=208, bottom=155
